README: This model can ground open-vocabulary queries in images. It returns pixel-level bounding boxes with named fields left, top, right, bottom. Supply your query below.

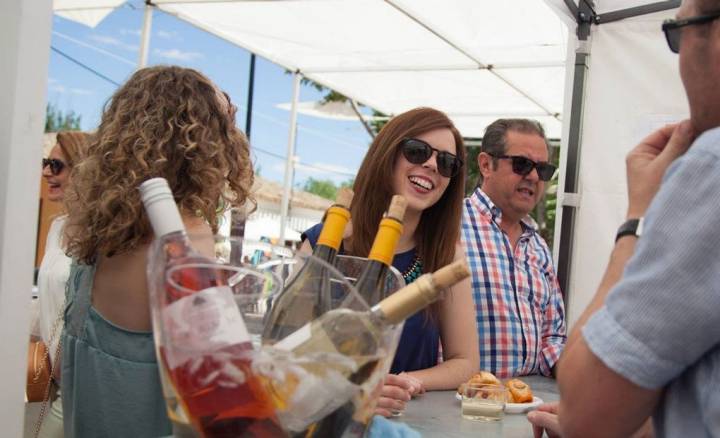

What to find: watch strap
left=615, top=217, right=644, bottom=242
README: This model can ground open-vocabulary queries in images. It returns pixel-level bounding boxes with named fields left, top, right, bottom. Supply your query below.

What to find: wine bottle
left=261, top=188, right=353, bottom=344
left=347, top=195, right=407, bottom=308
left=275, top=260, right=469, bottom=376
left=270, top=261, right=469, bottom=432
left=140, top=178, right=282, bottom=437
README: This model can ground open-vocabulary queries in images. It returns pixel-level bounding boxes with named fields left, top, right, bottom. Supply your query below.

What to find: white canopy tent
left=547, top=0, right=684, bottom=327
left=0, top=1, right=688, bottom=434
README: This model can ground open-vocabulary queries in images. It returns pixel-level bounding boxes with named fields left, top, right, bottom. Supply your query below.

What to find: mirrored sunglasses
left=490, top=154, right=556, bottom=182
left=42, top=158, right=66, bottom=176
left=400, top=138, right=463, bottom=178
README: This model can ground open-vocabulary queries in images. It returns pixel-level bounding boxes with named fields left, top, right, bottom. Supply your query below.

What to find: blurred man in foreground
left=529, top=0, right=720, bottom=436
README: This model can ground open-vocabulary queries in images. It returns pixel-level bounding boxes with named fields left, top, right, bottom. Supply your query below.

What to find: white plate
left=454, top=393, right=543, bottom=414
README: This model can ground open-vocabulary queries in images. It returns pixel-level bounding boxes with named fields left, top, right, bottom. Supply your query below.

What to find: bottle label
left=273, top=323, right=312, bottom=351
left=161, top=286, right=250, bottom=368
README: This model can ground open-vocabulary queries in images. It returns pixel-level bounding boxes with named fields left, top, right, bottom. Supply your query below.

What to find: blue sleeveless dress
left=302, top=224, right=439, bottom=373
left=61, top=262, right=172, bottom=437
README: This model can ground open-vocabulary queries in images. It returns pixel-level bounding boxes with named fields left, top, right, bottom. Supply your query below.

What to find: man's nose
left=524, top=166, right=540, bottom=182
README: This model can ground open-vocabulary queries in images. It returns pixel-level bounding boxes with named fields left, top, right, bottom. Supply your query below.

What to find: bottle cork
left=334, top=188, right=354, bottom=209
left=375, top=260, right=470, bottom=324
left=386, top=195, right=407, bottom=221
left=430, top=260, right=470, bottom=290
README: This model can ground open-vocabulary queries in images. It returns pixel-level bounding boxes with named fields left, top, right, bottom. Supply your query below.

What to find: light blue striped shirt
left=584, top=126, right=720, bottom=437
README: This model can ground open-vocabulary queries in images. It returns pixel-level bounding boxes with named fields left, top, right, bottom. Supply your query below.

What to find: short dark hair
left=476, top=118, right=549, bottom=187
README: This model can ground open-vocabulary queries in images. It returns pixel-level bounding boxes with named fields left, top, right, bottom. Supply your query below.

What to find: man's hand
left=626, top=120, right=694, bottom=218
left=527, top=402, right=561, bottom=438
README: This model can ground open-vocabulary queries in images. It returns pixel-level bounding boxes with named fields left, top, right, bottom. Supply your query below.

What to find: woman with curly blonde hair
left=60, top=65, right=253, bottom=438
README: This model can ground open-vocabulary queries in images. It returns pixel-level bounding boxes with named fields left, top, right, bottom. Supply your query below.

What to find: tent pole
left=557, top=0, right=594, bottom=309
left=279, top=72, right=301, bottom=246
left=595, top=1, right=680, bottom=24
left=0, top=0, right=53, bottom=434
left=245, top=53, right=256, bottom=139
left=138, top=1, right=153, bottom=68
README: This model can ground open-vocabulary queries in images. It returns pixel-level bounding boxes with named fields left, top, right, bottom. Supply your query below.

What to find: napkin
left=367, top=415, right=421, bottom=438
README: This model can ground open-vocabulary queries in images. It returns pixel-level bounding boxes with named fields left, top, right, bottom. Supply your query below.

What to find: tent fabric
left=48, top=0, right=688, bottom=326
left=560, top=8, right=686, bottom=327
left=152, top=0, right=568, bottom=138
left=53, top=0, right=126, bottom=28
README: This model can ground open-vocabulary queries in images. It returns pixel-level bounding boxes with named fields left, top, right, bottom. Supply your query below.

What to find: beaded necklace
left=402, top=255, right=423, bottom=284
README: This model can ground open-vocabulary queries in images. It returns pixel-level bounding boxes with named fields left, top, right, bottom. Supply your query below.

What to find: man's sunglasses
left=662, top=11, right=720, bottom=53
left=42, top=158, right=66, bottom=176
left=400, top=138, right=463, bottom=178
left=489, top=154, right=556, bottom=182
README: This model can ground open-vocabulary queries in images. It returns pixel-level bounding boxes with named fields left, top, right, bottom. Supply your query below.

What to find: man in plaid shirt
left=461, top=119, right=566, bottom=378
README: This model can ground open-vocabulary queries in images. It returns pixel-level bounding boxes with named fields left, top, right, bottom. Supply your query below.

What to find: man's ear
left=478, top=152, right=493, bottom=179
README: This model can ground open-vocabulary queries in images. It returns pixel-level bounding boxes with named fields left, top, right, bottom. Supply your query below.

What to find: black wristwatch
left=615, top=217, right=644, bottom=242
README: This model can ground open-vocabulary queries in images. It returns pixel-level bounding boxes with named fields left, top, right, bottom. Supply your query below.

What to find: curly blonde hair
left=64, top=65, right=254, bottom=263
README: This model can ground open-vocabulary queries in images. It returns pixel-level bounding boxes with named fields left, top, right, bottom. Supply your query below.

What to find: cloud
left=297, top=162, right=356, bottom=177
left=156, top=30, right=180, bottom=41
left=90, top=34, right=138, bottom=52
left=120, top=28, right=141, bottom=37
left=48, top=83, right=93, bottom=96
left=153, top=48, right=204, bottom=61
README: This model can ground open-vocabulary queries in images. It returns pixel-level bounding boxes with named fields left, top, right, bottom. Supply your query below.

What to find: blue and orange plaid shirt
left=461, top=188, right=566, bottom=378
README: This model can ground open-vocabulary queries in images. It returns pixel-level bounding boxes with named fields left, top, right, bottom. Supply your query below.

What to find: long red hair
left=348, top=107, right=466, bottom=318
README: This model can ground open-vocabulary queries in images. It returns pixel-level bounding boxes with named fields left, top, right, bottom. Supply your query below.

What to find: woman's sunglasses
left=42, top=158, right=66, bottom=176
left=489, top=154, right=556, bottom=182
left=400, top=138, right=463, bottom=178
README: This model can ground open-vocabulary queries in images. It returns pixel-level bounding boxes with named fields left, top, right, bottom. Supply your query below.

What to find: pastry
left=505, top=378, right=533, bottom=403
left=468, top=370, right=501, bottom=386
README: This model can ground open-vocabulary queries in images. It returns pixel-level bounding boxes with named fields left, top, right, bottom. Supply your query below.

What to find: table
left=399, top=376, right=559, bottom=437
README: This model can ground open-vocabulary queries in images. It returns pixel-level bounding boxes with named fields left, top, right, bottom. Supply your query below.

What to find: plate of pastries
left=455, top=371, right=543, bottom=414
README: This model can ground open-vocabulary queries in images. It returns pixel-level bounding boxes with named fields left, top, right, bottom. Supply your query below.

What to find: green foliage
left=339, top=178, right=355, bottom=190
left=302, top=177, right=355, bottom=200
left=45, top=102, right=81, bottom=132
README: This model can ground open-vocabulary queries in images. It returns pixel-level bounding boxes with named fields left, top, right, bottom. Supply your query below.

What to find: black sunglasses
left=489, top=154, right=556, bottom=182
left=400, top=138, right=463, bottom=178
left=42, top=158, right=66, bottom=176
left=662, top=11, right=720, bottom=53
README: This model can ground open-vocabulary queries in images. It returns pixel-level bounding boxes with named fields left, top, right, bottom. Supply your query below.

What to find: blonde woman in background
left=32, top=130, right=90, bottom=438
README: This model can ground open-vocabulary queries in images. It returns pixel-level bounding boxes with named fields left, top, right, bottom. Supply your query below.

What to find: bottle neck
left=312, top=243, right=338, bottom=263
left=367, top=217, right=403, bottom=266
left=371, top=274, right=438, bottom=325
left=317, top=206, right=350, bottom=251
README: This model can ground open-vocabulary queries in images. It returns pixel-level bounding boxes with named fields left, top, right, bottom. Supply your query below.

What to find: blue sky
left=47, top=1, right=371, bottom=186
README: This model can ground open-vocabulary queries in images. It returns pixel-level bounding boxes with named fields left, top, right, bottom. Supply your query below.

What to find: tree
left=301, top=177, right=355, bottom=201
left=302, top=177, right=339, bottom=200
left=45, top=102, right=82, bottom=132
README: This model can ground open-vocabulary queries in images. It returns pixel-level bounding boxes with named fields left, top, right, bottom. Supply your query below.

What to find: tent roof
left=53, top=0, right=126, bottom=28
left=153, top=0, right=568, bottom=138
left=53, top=0, right=571, bottom=138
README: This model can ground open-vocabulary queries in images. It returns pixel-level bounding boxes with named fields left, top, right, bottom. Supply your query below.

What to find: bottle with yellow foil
left=261, top=188, right=353, bottom=344
left=348, top=195, right=407, bottom=308
left=275, top=260, right=470, bottom=380
left=267, top=260, right=470, bottom=435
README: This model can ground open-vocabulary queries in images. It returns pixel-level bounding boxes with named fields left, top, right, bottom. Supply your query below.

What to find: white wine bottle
left=270, top=260, right=469, bottom=433
left=275, top=260, right=470, bottom=373
left=347, top=195, right=407, bottom=308
left=261, top=188, right=353, bottom=344
left=140, top=178, right=282, bottom=437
